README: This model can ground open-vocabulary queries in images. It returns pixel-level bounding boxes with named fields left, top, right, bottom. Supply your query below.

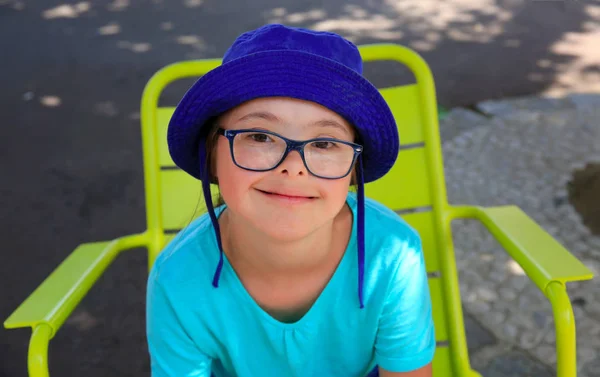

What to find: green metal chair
left=4, top=44, right=594, bottom=377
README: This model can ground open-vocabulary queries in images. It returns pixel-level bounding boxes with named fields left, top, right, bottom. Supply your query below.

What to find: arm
left=375, top=232, right=436, bottom=374
left=146, top=270, right=212, bottom=377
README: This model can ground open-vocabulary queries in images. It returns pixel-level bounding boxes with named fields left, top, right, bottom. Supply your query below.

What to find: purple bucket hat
left=167, top=24, right=399, bottom=308
left=168, top=23, right=398, bottom=183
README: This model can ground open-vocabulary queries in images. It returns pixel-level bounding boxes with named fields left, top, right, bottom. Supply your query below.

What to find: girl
left=146, top=24, right=435, bottom=377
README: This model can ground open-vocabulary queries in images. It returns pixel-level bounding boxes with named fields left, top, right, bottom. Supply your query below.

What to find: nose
left=277, top=149, right=307, bottom=177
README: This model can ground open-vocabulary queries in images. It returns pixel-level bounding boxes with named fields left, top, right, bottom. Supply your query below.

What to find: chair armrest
left=448, top=205, right=594, bottom=292
left=4, top=233, right=147, bottom=336
left=449, top=205, right=594, bottom=377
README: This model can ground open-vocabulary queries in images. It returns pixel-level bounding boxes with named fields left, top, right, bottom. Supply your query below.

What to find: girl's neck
left=219, top=205, right=352, bottom=280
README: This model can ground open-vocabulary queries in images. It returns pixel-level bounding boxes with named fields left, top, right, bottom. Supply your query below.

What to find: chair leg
left=546, top=281, right=577, bottom=377
left=28, top=323, right=52, bottom=377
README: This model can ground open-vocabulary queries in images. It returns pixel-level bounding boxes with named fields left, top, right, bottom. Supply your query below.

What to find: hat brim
left=167, top=49, right=398, bottom=183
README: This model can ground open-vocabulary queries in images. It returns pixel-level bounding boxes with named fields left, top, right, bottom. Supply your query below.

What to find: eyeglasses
left=217, top=128, right=363, bottom=179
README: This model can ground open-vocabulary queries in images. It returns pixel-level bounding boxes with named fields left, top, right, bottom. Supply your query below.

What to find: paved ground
left=1, top=1, right=599, bottom=376
left=443, top=93, right=600, bottom=376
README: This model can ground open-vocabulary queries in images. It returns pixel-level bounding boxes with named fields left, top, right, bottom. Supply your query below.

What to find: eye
left=313, top=141, right=337, bottom=149
left=245, top=132, right=272, bottom=143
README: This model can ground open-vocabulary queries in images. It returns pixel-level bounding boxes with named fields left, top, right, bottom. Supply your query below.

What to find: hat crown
left=223, top=24, right=363, bottom=74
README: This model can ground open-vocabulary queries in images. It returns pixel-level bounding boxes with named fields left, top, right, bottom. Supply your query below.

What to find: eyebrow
left=311, top=119, right=351, bottom=136
left=236, top=111, right=351, bottom=136
left=236, top=111, right=280, bottom=124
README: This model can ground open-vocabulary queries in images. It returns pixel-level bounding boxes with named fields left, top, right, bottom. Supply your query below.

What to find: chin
left=224, top=189, right=345, bottom=241
left=250, top=213, right=319, bottom=242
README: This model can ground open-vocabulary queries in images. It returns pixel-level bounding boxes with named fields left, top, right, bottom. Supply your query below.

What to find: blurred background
left=1, top=0, right=599, bottom=376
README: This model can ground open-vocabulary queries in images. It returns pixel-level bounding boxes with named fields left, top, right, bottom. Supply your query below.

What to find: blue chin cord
left=356, top=155, right=365, bottom=309
left=198, top=145, right=224, bottom=288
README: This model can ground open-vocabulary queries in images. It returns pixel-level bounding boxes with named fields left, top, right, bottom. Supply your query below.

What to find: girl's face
left=214, top=97, right=356, bottom=242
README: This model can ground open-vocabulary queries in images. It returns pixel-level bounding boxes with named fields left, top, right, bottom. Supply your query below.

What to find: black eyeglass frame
left=217, top=128, right=363, bottom=179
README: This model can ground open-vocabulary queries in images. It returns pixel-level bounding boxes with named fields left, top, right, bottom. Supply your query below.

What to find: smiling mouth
left=256, top=189, right=317, bottom=200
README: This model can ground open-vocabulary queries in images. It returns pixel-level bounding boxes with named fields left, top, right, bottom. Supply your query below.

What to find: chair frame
left=4, top=44, right=593, bottom=377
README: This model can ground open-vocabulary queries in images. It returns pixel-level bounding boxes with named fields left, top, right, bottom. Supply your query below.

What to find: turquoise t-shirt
left=146, top=193, right=435, bottom=377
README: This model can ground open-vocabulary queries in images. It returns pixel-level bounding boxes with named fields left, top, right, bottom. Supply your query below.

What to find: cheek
left=214, top=142, right=255, bottom=201
left=319, top=176, right=353, bottom=207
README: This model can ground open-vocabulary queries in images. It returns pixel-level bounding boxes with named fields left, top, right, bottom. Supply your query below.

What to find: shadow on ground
left=569, top=162, right=600, bottom=236
left=1, top=1, right=599, bottom=376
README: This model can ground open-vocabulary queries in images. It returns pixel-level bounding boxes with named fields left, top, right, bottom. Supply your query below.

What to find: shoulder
left=346, top=193, right=424, bottom=280
left=364, top=197, right=419, bottom=239
left=149, top=210, right=221, bottom=288
left=347, top=192, right=421, bottom=253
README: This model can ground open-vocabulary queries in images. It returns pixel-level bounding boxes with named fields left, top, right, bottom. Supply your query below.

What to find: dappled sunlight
left=266, top=0, right=516, bottom=49
left=537, top=59, right=553, bottom=68
left=98, top=22, right=121, bottom=36
left=527, top=59, right=554, bottom=82
left=506, top=259, right=526, bottom=276
left=108, top=0, right=129, bottom=12
left=267, top=1, right=599, bottom=97
left=446, top=23, right=504, bottom=43
left=266, top=8, right=327, bottom=24
left=313, top=16, right=403, bottom=41
left=410, top=40, right=436, bottom=52
left=386, top=0, right=514, bottom=44
left=461, top=282, right=501, bottom=304
left=503, top=38, right=521, bottom=48
left=345, top=4, right=369, bottom=19
left=268, top=7, right=286, bottom=18
left=43, top=2, right=90, bottom=19
left=31, top=0, right=598, bottom=99
left=409, top=31, right=443, bottom=51
left=542, top=5, right=600, bottom=96
left=40, top=95, right=62, bottom=107
left=480, top=253, right=494, bottom=262
left=387, top=0, right=513, bottom=29
left=287, top=9, right=327, bottom=24
left=175, top=35, right=206, bottom=51
left=527, top=72, right=545, bottom=82
left=161, top=22, right=174, bottom=31
left=94, top=101, right=119, bottom=117
left=65, top=310, right=99, bottom=331
left=183, top=0, right=202, bottom=8
left=117, top=40, right=152, bottom=53
left=267, top=5, right=402, bottom=42
left=3, top=0, right=25, bottom=10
